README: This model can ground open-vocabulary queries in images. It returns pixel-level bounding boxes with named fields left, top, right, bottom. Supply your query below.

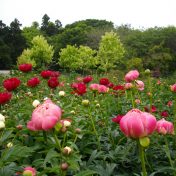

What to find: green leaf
left=0, top=130, right=13, bottom=144
left=74, top=170, right=98, bottom=176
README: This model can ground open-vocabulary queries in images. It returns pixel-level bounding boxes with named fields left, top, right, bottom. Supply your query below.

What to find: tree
left=59, top=45, right=97, bottom=71
left=17, top=35, right=54, bottom=68
left=97, top=31, right=125, bottom=72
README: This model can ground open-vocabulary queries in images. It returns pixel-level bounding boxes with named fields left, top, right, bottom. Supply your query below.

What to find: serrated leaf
left=0, top=130, right=13, bottom=144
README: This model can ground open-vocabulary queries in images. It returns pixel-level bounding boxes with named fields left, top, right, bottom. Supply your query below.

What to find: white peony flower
left=63, top=120, right=71, bottom=127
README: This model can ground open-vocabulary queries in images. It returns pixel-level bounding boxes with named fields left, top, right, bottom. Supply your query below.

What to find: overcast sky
left=0, top=0, right=176, bottom=29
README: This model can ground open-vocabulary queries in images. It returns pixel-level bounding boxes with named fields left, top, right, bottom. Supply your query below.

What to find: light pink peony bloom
left=98, top=85, right=109, bottom=93
left=23, top=166, right=36, bottom=176
left=120, top=109, right=157, bottom=138
left=156, top=118, right=174, bottom=135
left=170, top=84, right=176, bottom=92
left=125, top=70, right=139, bottom=82
left=124, top=83, right=133, bottom=90
left=89, top=83, right=100, bottom=91
left=27, top=99, right=62, bottom=131
left=135, top=80, right=144, bottom=91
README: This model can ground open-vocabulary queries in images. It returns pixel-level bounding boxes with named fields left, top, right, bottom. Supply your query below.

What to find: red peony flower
left=41, top=70, right=53, bottom=79
left=161, top=110, right=169, bottom=118
left=144, top=105, right=157, bottom=113
left=3, top=77, right=21, bottom=91
left=27, top=77, right=40, bottom=87
left=18, top=64, right=32, bottom=72
left=83, top=76, right=93, bottom=84
left=71, top=83, right=87, bottom=95
left=51, top=71, right=61, bottom=77
left=0, top=92, right=12, bottom=104
left=112, top=115, right=124, bottom=124
left=113, top=85, right=124, bottom=91
left=48, top=77, right=59, bottom=88
left=99, top=78, right=110, bottom=86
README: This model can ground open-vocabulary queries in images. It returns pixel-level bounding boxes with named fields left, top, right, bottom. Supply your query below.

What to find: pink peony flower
left=167, top=101, right=173, bottom=107
left=120, top=109, right=157, bottom=138
left=98, top=85, right=109, bottom=93
left=23, top=166, right=36, bottom=176
left=135, top=80, right=144, bottom=91
left=170, top=84, right=176, bottom=92
left=124, top=70, right=139, bottom=82
left=156, top=118, right=174, bottom=135
left=27, top=99, right=62, bottom=131
left=124, top=83, right=133, bottom=90
left=89, top=83, right=100, bottom=91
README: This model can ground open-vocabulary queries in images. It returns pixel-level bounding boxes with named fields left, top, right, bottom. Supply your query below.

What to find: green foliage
left=59, top=45, right=97, bottom=71
left=22, top=26, right=42, bottom=47
left=17, top=35, right=54, bottom=68
left=17, top=49, right=36, bottom=67
left=126, top=57, right=143, bottom=71
left=97, top=31, right=125, bottom=72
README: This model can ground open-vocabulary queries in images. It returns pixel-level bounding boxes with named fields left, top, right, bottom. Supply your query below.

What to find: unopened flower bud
left=70, top=110, right=76, bottom=115
left=63, top=120, right=71, bottom=127
left=7, top=142, right=13, bottom=148
left=95, top=103, right=100, bottom=108
left=32, top=100, right=40, bottom=107
left=0, top=114, right=5, bottom=122
left=60, top=162, right=69, bottom=171
left=82, top=99, right=90, bottom=106
left=145, top=69, right=151, bottom=75
left=16, top=124, right=23, bottom=130
left=75, top=128, right=81, bottom=134
left=59, top=91, right=65, bottom=97
left=0, top=121, right=5, bottom=129
left=63, top=146, right=72, bottom=155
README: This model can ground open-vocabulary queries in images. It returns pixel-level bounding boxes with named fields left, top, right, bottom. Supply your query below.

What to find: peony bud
left=0, top=114, right=5, bottom=122
left=63, top=146, right=72, bottom=155
left=7, top=142, right=13, bottom=148
left=60, top=162, right=69, bottom=171
left=82, top=99, right=90, bottom=106
left=75, top=128, right=81, bottom=134
left=32, top=100, right=40, bottom=107
left=59, top=91, right=65, bottom=97
left=0, top=121, right=5, bottom=129
left=63, top=120, right=71, bottom=127
left=145, top=69, right=151, bottom=75
left=139, top=137, right=150, bottom=147
left=70, top=110, right=76, bottom=115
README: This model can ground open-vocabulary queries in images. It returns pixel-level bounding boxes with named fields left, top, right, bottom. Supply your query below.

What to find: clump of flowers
left=71, top=82, right=87, bottom=95
left=3, top=77, right=21, bottom=91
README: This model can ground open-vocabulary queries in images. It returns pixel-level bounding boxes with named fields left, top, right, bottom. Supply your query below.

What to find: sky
left=0, top=0, right=176, bottom=29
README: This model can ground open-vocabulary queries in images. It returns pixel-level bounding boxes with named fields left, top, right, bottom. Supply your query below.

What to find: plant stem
left=53, top=131, right=62, bottom=152
left=43, top=131, right=47, bottom=143
left=164, top=137, right=176, bottom=176
left=130, top=90, right=135, bottom=108
left=138, top=140, right=147, bottom=176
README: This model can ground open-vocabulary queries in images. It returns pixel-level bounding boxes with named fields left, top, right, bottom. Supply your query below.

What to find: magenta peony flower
left=120, top=109, right=157, bottom=138
left=48, top=77, right=59, bottom=88
left=23, top=166, right=36, bottom=176
left=161, top=110, right=169, bottom=118
left=83, top=76, right=93, bottom=84
left=99, top=78, right=110, bottom=86
left=135, top=80, right=144, bottom=91
left=156, top=118, right=174, bottom=135
left=3, top=77, right=21, bottom=91
left=0, top=92, right=12, bottom=104
left=170, top=84, right=176, bottom=92
left=27, top=99, right=62, bottom=131
left=27, top=77, right=40, bottom=87
left=18, top=64, right=32, bottom=72
left=112, top=115, right=124, bottom=124
left=124, top=70, right=139, bottom=82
